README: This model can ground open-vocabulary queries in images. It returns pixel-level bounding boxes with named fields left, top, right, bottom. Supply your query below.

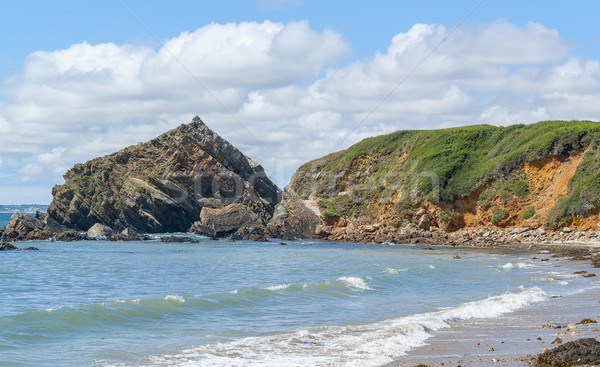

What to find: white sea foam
left=384, top=267, right=407, bottom=274
left=265, top=284, right=291, bottom=291
left=428, top=265, right=435, bottom=269
left=500, top=262, right=533, bottom=270
left=149, top=286, right=546, bottom=367
left=229, top=289, right=238, bottom=294
left=164, top=295, right=186, bottom=303
left=44, top=305, right=66, bottom=312
left=337, top=276, right=372, bottom=290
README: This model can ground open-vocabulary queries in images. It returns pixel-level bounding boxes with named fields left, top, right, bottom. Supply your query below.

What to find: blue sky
left=1, top=0, right=599, bottom=204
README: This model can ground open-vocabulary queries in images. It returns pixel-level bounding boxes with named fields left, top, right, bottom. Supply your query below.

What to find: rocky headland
left=262, top=121, right=600, bottom=260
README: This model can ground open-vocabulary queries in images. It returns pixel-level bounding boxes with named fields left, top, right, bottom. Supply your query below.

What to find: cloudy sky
left=1, top=0, right=599, bottom=204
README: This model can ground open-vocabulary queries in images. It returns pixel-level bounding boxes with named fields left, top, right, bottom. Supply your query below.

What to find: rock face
left=267, top=188, right=322, bottom=240
left=47, top=116, right=280, bottom=234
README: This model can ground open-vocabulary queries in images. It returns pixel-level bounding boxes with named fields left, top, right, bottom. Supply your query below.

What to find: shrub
left=439, top=210, right=458, bottom=224
left=521, top=207, right=535, bottom=219
left=491, top=209, right=509, bottom=225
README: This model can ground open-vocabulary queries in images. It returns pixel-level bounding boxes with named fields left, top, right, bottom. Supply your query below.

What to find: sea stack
left=48, top=116, right=281, bottom=235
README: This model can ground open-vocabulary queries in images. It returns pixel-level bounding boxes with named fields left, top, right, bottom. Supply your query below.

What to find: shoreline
left=380, top=251, right=600, bottom=367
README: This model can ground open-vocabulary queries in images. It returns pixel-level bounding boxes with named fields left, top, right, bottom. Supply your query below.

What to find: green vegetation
left=478, top=172, right=529, bottom=207
left=438, top=209, right=458, bottom=224
left=318, top=194, right=366, bottom=220
left=491, top=209, right=509, bottom=225
left=294, top=120, right=600, bottom=224
left=521, top=207, right=535, bottom=220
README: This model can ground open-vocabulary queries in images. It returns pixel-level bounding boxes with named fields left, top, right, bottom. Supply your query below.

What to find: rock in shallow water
left=159, top=236, right=199, bottom=243
left=87, top=223, right=114, bottom=239
left=0, top=242, right=18, bottom=251
left=0, top=242, right=39, bottom=251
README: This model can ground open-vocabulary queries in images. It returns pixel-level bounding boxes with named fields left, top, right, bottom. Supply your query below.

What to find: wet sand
left=383, top=257, right=600, bottom=367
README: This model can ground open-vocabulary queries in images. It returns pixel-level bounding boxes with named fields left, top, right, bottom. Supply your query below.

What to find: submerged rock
left=159, top=236, right=199, bottom=243
left=0, top=242, right=39, bottom=251
left=0, top=242, right=18, bottom=251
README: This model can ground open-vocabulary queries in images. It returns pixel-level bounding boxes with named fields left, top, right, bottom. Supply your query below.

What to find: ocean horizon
left=1, top=237, right=597, bottom=366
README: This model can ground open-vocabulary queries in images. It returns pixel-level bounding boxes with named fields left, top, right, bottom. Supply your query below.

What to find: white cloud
left=20, top=163, right=43, bottom=182
left=0, top=20, right=599, bottom=202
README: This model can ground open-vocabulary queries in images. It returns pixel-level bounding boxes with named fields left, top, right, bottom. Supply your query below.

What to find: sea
left=0, top=212, right=12, bottom=227
left=0, top=236, right=598, bottom=367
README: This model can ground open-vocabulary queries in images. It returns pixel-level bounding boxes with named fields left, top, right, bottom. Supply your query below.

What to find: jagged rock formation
left=48, top=116, right=280, bottom=234
left=279, top=120, right=600, bottom=240
left=1, top=212, right=67, bottom=242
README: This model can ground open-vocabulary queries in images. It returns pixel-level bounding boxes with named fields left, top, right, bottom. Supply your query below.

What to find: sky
left=1, top=0, right=599, bottom=204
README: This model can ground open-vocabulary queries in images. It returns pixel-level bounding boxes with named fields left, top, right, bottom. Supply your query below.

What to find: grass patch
left=521, top=207, right=535, bottom=219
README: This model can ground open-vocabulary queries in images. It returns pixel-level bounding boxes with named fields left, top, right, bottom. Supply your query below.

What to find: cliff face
left=282, top=120, right=600, bottom=238
left=48, top=116, right=280, bottom=233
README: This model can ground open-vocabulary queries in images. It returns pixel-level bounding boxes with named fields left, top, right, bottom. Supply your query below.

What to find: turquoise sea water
left=0, top=237, right=596, bottom=366
left=0, top=212, right=12, bottom=227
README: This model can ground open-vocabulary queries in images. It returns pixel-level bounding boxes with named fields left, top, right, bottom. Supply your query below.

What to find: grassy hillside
left=291, top=120, right=600, bottom=229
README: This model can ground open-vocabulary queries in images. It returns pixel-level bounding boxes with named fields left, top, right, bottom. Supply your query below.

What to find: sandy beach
left=383, top=254, right=600, bottom=367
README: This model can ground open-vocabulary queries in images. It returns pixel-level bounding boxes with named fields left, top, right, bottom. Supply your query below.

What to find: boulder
left=314, top=224, right=331, bottom=236
left=121, top=228, right=138, bottom=237
left=417, top=214, right=431, bottom=229
left=190, top=203, right=263, bottom=238
left=230, top=226, right=267, bottom=242
left=536, top=338, right=600, bottom=366
left=87, top=223, right=114, bottom=239
left=510, top=227, right=530, bottom=235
